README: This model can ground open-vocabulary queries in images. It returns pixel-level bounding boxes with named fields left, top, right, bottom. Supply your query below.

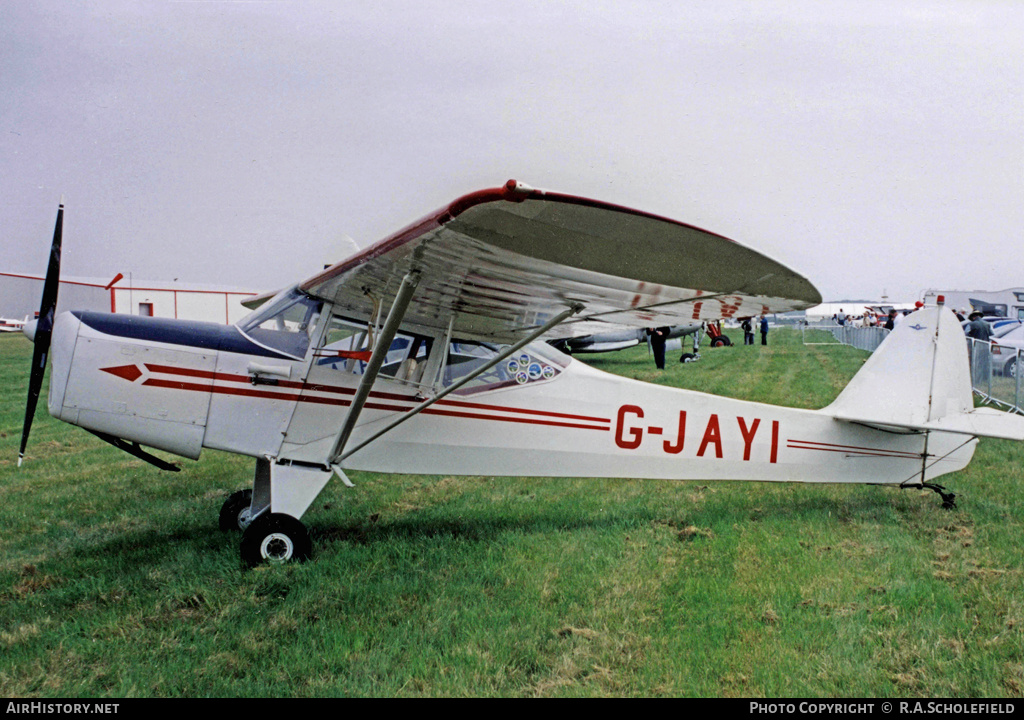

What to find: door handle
left=247, top=362, right=292, bottom=385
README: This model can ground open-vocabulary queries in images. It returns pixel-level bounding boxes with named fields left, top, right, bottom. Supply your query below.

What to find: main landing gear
left=219, top=457, right=334, bottom=566
left=220, top=492, right=314, bottom=566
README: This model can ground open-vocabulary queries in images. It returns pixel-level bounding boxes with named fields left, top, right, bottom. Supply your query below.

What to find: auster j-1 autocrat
left=18, top=180, right=1024, bottom=565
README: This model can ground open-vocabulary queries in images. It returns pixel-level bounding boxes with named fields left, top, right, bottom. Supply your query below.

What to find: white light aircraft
left=548, top=322, right=703, bottom=356
left=19, top=180, right=1024, bottom=565
left=1, top=316, right=29, bottom=333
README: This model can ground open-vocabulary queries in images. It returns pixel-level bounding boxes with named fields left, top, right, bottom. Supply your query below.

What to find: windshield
left=237, top=287, right=322, bottom=359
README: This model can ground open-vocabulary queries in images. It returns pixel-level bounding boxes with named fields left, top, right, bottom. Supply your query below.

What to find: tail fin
left=825, top=306, right=1024, bottom=440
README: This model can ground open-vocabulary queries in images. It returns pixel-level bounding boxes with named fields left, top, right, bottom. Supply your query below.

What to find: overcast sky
left=2, top=0, right=1021, bottom=303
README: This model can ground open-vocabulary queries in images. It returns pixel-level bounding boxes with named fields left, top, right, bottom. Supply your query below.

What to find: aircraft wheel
left=1006, top=358, right=1017, bottom=378
left=240, top=513, right=311, bottom=567
left=679, top=353, right=698, bottom=363
left=219, top=489, right=254, bottom=531
left=710, top=337, right=729, bottom=348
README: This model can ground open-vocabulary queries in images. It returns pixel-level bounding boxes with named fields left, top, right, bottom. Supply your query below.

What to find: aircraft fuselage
left=44, top=306, right=975, bottom=488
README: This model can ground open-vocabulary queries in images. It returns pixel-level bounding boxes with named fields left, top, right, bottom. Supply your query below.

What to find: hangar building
left=0, top=271, right=258, bottom=325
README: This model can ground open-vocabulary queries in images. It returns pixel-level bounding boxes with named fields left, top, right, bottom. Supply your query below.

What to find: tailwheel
left=219, top=489, right=254, bottom=531
left=905, top=482, right=957, bottom=510
left=240, top=513, right=311, bottom=567
left=925, top=483, right=958, bottom=510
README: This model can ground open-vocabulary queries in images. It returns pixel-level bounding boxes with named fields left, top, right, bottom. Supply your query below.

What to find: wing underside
left=300, top=181, right=821, bottom=343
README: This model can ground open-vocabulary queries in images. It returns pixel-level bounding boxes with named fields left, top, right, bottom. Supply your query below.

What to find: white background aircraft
left=19, top=180, right=1024, bottom=565
left=547, top=322, right=704, bottom=357
left=1, top=316, right=29, bottom=333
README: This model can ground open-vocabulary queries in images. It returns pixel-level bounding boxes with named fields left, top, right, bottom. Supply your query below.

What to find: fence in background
left=802, top=322, right=890, bottom=353
left=802, top=322, right=1024, bottom=415
left=968, top=338, right=1024, bottom=414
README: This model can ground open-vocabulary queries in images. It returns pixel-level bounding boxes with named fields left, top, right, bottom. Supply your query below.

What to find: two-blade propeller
left=18, top=202, right=64, bottom=467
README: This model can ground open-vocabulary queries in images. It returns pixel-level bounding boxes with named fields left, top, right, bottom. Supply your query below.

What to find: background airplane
left=547, top=322, right=703, bottom=357
left=0, top=315, right=29, bottom=333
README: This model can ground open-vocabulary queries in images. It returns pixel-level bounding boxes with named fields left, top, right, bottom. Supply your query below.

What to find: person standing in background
left=646, top=327, right=670, bottom=369
left=741, top=317, right=754, bottom=345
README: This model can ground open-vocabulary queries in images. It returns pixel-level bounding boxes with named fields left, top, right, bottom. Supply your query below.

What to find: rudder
left=824, top=306, right=974, bottom=428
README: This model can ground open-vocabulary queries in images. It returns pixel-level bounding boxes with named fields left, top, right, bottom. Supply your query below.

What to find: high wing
left=299, top=180, right=821, bottom=342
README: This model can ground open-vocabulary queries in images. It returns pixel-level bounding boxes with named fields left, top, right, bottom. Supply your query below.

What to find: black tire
left=219, top=489, right=254, bottom=532
left=710, top=337, right=727, bottom=348
left=240, top=513, right=311, bottom=567
left=1006, top=357, right=1017, bottom=379
left=679, top=353, right=697, bottom=363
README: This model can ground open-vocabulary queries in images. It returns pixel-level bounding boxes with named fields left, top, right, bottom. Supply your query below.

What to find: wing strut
left=326, top=271, right=421, bottom=464
left=334, top=303, right=582, bottom=465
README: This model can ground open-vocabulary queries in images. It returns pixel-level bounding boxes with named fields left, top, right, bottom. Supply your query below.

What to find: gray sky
left=2, top=0, right=1021, bottom=303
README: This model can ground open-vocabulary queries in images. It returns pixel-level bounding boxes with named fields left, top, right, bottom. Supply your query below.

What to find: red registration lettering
left=664, top=411, right=686, bottom=454
left=696, top=414, right=723, bottom=458
left=615, top=405, right=644, bottom=449
left=737, top=417, right=760, bottom=461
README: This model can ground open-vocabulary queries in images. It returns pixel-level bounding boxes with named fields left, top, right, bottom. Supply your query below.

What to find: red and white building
left=0, top=271, right=258, bottom=325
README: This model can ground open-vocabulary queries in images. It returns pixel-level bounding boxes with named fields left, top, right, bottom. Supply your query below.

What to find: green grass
left=2, top=330, right=1023, bottom=697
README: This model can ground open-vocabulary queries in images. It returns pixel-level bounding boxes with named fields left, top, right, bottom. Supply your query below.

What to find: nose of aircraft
left=22, top=319, right=38, bottom=343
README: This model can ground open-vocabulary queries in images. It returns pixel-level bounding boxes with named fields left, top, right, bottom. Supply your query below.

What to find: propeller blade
left=18, top=202, right=64, bottom=467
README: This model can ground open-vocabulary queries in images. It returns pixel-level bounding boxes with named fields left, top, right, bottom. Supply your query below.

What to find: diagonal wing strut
left=326, top=271, right=421, bottom=464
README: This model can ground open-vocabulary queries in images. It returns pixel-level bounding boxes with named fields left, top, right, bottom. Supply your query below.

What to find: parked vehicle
left=989, top=324, right=1024, bottom=377
left=961, top=316, right=1021, bottom=335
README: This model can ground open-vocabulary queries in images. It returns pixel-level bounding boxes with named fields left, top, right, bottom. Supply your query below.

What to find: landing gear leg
left=233, top=457, right=334, bottom=566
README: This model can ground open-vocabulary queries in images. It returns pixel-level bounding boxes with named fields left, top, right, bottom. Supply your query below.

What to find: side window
left=314, top=317, right=372, bottom=374
left=380, top=334, right=431, bottom=382
left=443, top=341, right=563, bottom=394
left=314, top=315, right=432, bottom=384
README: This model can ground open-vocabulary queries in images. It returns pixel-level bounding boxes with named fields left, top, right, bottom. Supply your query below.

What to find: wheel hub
left=261, top=533, right=294, bottom=563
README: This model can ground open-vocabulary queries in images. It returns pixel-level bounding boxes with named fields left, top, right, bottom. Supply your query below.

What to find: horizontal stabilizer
left=927, top=407, right=1024, bottom=440
left=834, top=407, right=1024, bottom=441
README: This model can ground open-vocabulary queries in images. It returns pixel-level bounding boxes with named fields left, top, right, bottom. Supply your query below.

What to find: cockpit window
left=237, top=287, right=322, bottom=359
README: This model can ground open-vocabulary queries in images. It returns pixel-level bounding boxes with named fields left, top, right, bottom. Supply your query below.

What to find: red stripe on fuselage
left=142, top=363, right=611, bottom=426
left=138, top=364, right=610, bottom=432
left=787, top=439, right=922, bottom=460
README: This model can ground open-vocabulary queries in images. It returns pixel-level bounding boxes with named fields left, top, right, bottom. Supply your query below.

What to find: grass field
left=2, top=329, right=1023, bottom=697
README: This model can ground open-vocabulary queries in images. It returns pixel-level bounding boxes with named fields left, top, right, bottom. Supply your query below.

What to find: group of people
left=828, top=302, right=959, bottom=330
left=831, top=307, right=912, bottom=329
left=645, top=316, right=770, bottom=371
left=645, top=304, right=999, bottom=371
